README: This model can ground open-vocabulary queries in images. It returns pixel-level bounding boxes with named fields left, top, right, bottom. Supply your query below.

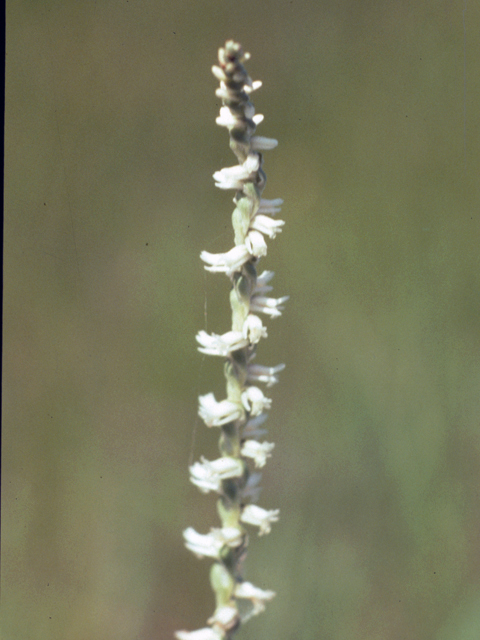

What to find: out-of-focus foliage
left=4, top=2, right=480, bottom=639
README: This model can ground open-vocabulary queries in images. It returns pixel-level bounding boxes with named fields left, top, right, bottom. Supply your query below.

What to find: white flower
left=250, top=294, right=289, bottom=318
left=182, top=527, right=223, bottom=559
left=251, top=136, right=278, bottom=151
left=241, top=440, right=275, bottom=468
left=183, top=525, right=244, bottom=559
left=196, top=330, right=248, bottom=356
left=216, top=106, right=255, bottom=131
left=240, top=505, right=279, bottom=535
left=175, top=627, right=224, bottom=640
left=245, top=230, right=267, bottom=257
left=215, top=107, right=239, bottom=128
left=243, top=79, right=262, bottom=93
left=247, top=363, right=285, bottom=387
left=241, top=386, right=272, bottom=416
left=242, top=314, right=267, bottom=344
left=240, top=504, right=280, bottom=535
left=211, top=65, right=228, bottom=82
left=252, top=113, right=264, bottom=125
left=213, top=154, right=260, bottom=190
left=198, top=393, right=243, bottom=427
left=200, top=245, right=252, bottom=276
left=189, top=455, right=245, bottom=494
left=249, top=214, right=285, bottom=238
left=208, top=605, right=239, bottom=629
left=258, top=198, right=283, bottom=215
left=234, top=581, right=276, bottom=614
left=189, top=461, right=222, bottom=493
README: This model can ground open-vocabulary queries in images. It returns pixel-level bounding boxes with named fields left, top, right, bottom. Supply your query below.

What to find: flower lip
left=200, top=245, right=252, bottom=277
left=241, top=386, right=272, bottom=416
left=241, top=439, right=275, bottom=468
left=196, top=330, right=248, bottom=356
left=198, top=392, right=243, bottom=427
left=240, top=504, right=280, bottom=535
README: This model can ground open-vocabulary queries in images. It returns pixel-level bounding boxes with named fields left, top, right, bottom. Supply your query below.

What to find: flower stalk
left=176, top=40, right=287, bottom=640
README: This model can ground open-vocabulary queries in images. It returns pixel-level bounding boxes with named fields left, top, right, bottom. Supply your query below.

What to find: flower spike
left=177, top=40, right=287, bottom=640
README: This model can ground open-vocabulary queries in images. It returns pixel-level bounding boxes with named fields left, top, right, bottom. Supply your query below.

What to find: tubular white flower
left=241, top=386, right=272, bottom=416
left=200, top=245, right=252, bottom=276
left=247, top=363, right=286, bottom=387
left=189, top=461, right=222, bottom=494
left=175, top=627, right=225, bottom=640
left=250, top=294, right=290, bottom=318
left=249, top=214, right=285, bottom=238
left=196, top=330, right=248, bottom=356
left=240, top=504, right=280, bottom=535
left=189, top=456, right=245, bottom=493
left=215, top=106, right=240, bottom=128
left=198, top=393, right=243, bottom=427
left=183, top=527, right=224, bottom=559
left=184, top=526, right=244, bottom=559
left=241, top=440, right=275, bottom=468
left=244, top=79, right=262, bottom=93
left=234, top=581, right=276, bottom=614
left=213, top=154, right=260, bottom=190
left=208, top=606, right=239, bottom=629
left=251, top=136, right=278, bottom=151
left=245, top=229, right=268, bottom=257
left=242, top=314, right=267, bottom=344
left=211, top=65, right=228, bottom=82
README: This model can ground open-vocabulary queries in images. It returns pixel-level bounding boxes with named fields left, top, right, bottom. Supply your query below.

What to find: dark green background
left=4, top=1, right=480, bottom=639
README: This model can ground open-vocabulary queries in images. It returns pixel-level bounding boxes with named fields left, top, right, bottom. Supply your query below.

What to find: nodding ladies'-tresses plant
left=175, top=41, right=287, bottom=640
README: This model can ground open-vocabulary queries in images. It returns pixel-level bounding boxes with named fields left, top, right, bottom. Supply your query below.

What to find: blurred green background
left=4, top=1, right=480, bottom=639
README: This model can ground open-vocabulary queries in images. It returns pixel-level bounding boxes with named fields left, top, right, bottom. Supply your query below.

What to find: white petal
left=234, top=580, right=276, bottom=614
left=250, top=295, right=289, bottom=318
left=196, top=330, right=248, bottom=356
left=216, top=107, right=240, bottom=128
left=244, top=80, right=262, bottom=93
left=190, top=456, right=245, bottom=493
left=175, top=627, right=224, bottom=640
left=241, top=386, right=272, bottom=416
left=242, top=314, right=267, bottom=344
left=211, top=65, right=228, bottom=82
left=245, top=230, right=267, bottom=257
left=189, top=461, right=222, bottom=493
left=201, top=245, right=252, bottom=276
left=250, top=214, right=285, bottom=238
left=213, top=154, right=260, bottom=190
left=240, top=504, right=280, bottom=535
left=241, top=440, right=275, bottom=468
left=251, top=136, right=278, bottom=151
left=198, top=393, right=243, bottom=427
left=206, top=456, right=245, bottom=478
left=208, top=605, right=238, bottom=628
left=183, top=527, right=222, bottom=559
